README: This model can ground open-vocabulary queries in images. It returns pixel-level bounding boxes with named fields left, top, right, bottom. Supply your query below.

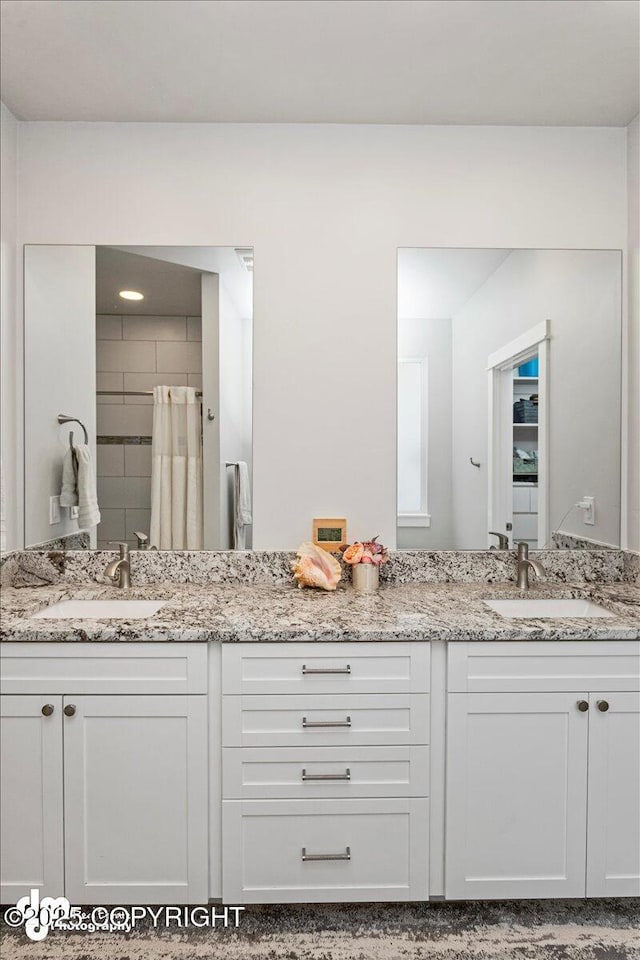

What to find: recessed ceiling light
left=119, top=289, right=144, bottom=301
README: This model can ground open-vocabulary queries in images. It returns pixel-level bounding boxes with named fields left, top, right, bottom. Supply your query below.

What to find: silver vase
left=352, top=563, right=379, bottom=594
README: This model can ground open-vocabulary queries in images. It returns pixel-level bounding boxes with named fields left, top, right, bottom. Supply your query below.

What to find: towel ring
left=58, top=414, right=89, bottom=445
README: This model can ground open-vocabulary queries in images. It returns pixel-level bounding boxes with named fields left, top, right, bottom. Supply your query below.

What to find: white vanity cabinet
left=221, top=642, right=431, bottom=903
left=0, top=643, right=209, bottom=905
left=445, top=641, right=640, bottom=900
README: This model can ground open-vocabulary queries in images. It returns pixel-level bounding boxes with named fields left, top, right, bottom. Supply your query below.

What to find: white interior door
left=0, top=695, right=64, bottom=900
left=587, top=692, right=640, bottom=896
left=446, top=691, right=588, bottom=899
left=63, top=694, right=208, bottom=904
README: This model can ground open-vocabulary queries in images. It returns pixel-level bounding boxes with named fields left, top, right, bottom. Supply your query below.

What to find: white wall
left=0, top=104, right=18, bottom=552
left=219, top=283, right=252, bottom=548
left=451, top=250, right=622, bottom=548
left=627, top=115, right=640, bottom=551
left=24, top=245, right=97, bottom=547
left=397, top=317, right=452, bottom=548
left=7, top=122, right=628, bottom=548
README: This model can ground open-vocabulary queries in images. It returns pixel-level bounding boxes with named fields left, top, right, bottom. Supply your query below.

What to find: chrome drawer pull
left=302, top=664, right=351, bottom=675
left=302, top=768, right=351, bottom=781
left=302, top=846, right=351, bottom=862
left=302, top=716, right=352, bottom=728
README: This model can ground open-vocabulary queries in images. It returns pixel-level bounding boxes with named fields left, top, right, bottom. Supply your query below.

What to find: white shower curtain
left=150, top=386, right=203, bottom=550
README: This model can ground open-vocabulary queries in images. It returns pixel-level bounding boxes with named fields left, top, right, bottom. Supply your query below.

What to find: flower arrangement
left=341, top=536, right=389, bottom=567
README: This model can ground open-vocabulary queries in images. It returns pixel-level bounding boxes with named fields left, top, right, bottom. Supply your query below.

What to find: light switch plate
left=70, top=505, right=79, bottom=519
left=49, top=495, right=61, bottom=525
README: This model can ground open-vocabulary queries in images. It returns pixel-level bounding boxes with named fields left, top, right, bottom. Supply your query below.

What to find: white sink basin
left=31, top=599, right=168, bottom=620
left=484, top=598, right=615, bottom=619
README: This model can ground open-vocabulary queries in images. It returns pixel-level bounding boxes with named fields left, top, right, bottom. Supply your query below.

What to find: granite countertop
left=1, top=579, right=639, bottom=643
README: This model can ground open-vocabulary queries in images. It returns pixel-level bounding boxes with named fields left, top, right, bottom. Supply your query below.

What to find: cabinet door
left=446, top=692, right=588, bottom=899
left=63, top=695, right=208, bottom=904
left=0, top=695, right=64, bottom=901
left=587, top=692, right=640, bottom=897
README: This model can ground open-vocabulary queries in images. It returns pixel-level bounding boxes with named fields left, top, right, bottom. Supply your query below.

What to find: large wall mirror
left=397, top=248, right=622, bottom=550
left=24, top=245, right=253, bottom=550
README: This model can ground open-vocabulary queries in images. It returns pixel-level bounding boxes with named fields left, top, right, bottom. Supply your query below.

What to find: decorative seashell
left=291, top=542, right=341, bottom=591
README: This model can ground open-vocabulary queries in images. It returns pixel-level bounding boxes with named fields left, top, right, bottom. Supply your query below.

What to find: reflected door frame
left=487, top=320, right=549, bottom=549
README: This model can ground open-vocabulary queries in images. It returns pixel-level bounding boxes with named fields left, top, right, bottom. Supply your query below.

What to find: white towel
left=60, top=444, right=100, bottom=528
left=59, top=448, right=78, bottom=507
left=233, top=461, right=252, bottom=550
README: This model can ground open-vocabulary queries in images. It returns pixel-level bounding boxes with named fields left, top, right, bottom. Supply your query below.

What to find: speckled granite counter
left=1, top=579, right=638, bottom=643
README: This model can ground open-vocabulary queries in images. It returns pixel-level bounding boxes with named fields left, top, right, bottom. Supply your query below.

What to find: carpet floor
left=1, top=899, right=639, bottom=960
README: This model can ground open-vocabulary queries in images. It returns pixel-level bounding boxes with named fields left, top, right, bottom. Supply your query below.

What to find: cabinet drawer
left=222, top=798, right=429, bottom=903
left=0, top=642, right=208, bottom=694
left=223, top=745, right=430, bottom=799
left=222, top=694, right=429, bottom=747
left=222, top=642, right=429, bottom=695
left=448, top=641, right=640, bottom=693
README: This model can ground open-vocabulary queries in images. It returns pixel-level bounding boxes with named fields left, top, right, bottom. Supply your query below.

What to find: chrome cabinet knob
left=41, top=704, right=54, bottom=717
left=577, top=700, right=589, bottom=712
left=63, top=704, right=76, bottom=717
left=597, top=700, right=610, bottom=712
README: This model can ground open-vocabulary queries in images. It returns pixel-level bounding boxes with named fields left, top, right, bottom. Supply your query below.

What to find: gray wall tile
left=125, top=444, right=152, bottom=477
left=156, top=341, right=202, bottom=373
left=96, top=508, right=125, bottom=542
left=97, top=404, right=154, bottom=437
left=98, top=476, right=151, bottom=509
left=123, top=315, right=187, bottom=341
left=123, top=371, right=187, bottom=403
left=96, top=315, right=123, bottom=340
left=96, top=371, right=124, bottom=404
left=187, top=316, right=202, bottom=341
left=97, top=444, right=125, bottom=477
left=97, top=339, right=156, bottom=373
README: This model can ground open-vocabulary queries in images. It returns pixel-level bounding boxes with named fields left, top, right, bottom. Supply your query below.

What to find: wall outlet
left=49, top=495, right=61, bottom=525
left=578, top=496, right=595, bottom=525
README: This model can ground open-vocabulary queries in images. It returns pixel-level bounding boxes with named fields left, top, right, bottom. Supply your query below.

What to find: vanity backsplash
left=2, top=547, right=636, bottom=589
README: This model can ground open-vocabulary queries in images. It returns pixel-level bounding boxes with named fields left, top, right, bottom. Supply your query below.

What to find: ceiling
left=1, top=1, right=638, bottom=126
left=397, top=248, right=512, bottom=319
left=96, top=248, right=203, bottom=315
left=97, top=246, right=253, bottom=317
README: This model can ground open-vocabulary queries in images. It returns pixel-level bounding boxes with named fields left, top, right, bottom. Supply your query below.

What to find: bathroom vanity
left=1, top=559, right=638, bottom=907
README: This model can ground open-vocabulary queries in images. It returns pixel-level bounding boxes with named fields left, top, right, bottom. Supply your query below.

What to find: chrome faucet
left=104, top=542, right=131, bottom=589
left=489, top=531, right=510, bottom=549
left=516, top=542, right=546, bottom=590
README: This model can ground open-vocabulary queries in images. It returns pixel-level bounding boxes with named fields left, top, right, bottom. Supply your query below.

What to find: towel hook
left=470, top=457, right=481, bottom=468
left=58, top=414, right=89, bottom=445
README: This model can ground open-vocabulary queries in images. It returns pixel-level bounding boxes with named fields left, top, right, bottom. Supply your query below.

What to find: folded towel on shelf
left=233, top=461, right=252, bottom=550
left=59, top=447, right=79, bottom=507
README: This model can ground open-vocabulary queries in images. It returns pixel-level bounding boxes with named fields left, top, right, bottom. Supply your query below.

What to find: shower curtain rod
left=96, top=389, right=203, bottom=398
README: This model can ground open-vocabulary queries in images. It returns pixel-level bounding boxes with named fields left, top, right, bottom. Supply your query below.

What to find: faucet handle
left=489, top=531, right=509, bottom=549
left=133, top=531, right=148, bottom=550
left=108, top=541, right=130, bottom=560
left=516, top=541, right=529, bottom=559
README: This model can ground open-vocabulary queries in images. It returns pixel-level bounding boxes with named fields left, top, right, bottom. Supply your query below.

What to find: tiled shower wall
left=95, top=314, right=202, bottom=549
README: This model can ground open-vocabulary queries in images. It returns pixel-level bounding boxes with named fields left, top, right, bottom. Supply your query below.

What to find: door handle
left=302, top=665, right=351, bottom=676
left=302, top=717, right=351, bottom=728
left=302, top=846, right=351, bottom=862
left=302, top=768, right=351, bottom=781
left=41, top=704, right=54, bottom=717
left=63, top=704, right=77, bottom=717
